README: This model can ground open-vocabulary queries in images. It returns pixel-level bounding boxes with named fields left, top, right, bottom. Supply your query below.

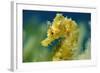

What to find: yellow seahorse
left=41, top=13, right=80, bottom=61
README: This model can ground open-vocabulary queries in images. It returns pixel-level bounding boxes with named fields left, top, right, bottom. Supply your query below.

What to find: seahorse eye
left=51, top=31, right=54, bottom=35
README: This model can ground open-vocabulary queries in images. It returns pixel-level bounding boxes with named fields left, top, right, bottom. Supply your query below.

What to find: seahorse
left=41, top=13, right=80, bottom=61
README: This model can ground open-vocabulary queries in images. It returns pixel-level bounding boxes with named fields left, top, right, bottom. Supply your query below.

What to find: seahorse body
left=41, top=13, right=80, bottom=61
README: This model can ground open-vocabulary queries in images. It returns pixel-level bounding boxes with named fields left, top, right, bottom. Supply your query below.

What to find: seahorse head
left=41, top=13, right=65, bottom=47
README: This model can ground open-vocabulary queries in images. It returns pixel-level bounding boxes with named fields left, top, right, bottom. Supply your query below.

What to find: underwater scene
left=23, top=10, right=91, bottom=62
